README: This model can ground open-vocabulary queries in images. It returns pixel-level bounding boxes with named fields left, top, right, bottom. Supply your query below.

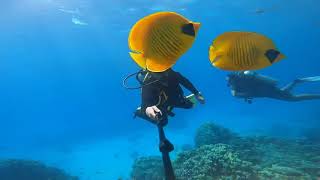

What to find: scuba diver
left=133, top=68, right=205, bottom=125
left=123, top=68, right=205, bottom=180
left=125, top=12, right=203, bottom=180
left=227, top=71, right=320, bottom=103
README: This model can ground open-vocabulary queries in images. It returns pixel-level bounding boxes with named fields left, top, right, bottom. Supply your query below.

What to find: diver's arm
left=176, top=72, right=199, bottom=95
left=176, top=72, right=205, bottom=104
left=141, top=86, right=160, bottom=110
left=141, top=86, right=163, bottom=121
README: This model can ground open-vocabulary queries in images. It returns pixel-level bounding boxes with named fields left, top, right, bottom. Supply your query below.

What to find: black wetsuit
left=229, top=73, right=281, bottom=98
left=141, top=69, right=199, bottom=118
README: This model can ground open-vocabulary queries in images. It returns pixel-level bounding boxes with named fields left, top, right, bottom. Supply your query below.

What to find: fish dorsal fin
left=265, top=49, right=280, bottom=63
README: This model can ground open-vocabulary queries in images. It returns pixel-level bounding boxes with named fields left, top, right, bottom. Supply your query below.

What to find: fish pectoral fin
left=212, top=55, right=223, bottom=63
left=209, top=47, right=223, bottom=63
left=129, top=51, right=147, bottom=69
left=211, top=51, right=224, bottom=64
left=209, top=45, right=215, bottom=52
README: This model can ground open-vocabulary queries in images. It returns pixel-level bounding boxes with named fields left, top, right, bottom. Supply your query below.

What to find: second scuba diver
left=227, top=71, right=320, bottom=103
left=135, top=68, right=205, bottom=125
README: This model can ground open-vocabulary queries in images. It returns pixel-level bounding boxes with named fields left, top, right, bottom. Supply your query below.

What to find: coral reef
left=174, top=144, right=256, bottom=180
left=0, top=159, right=78, bottom=180
left=258, top=165, right=312, bottom=180
left=255, top=137, right=320, bottom=179
left=131, top=122, right=320, bottom=180
left=131, top=156, right=164, bottom=180
left=194, top=122, right=238, bottom=147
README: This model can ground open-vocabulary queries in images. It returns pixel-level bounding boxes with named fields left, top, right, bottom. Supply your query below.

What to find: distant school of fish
left=128, top=12, right=285, bottom=72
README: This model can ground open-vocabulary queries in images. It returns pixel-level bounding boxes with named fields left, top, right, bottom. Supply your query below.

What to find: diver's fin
left=298, top=76, right=320, bottom=82
left=129, top=52, right=146, bottom=69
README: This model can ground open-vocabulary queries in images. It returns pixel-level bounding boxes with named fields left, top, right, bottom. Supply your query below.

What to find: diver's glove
left=195, top=92, right=205, bottom=104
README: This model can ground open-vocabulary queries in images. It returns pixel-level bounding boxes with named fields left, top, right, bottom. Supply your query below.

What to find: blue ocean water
left=0, top=0, right=319, bottom=179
